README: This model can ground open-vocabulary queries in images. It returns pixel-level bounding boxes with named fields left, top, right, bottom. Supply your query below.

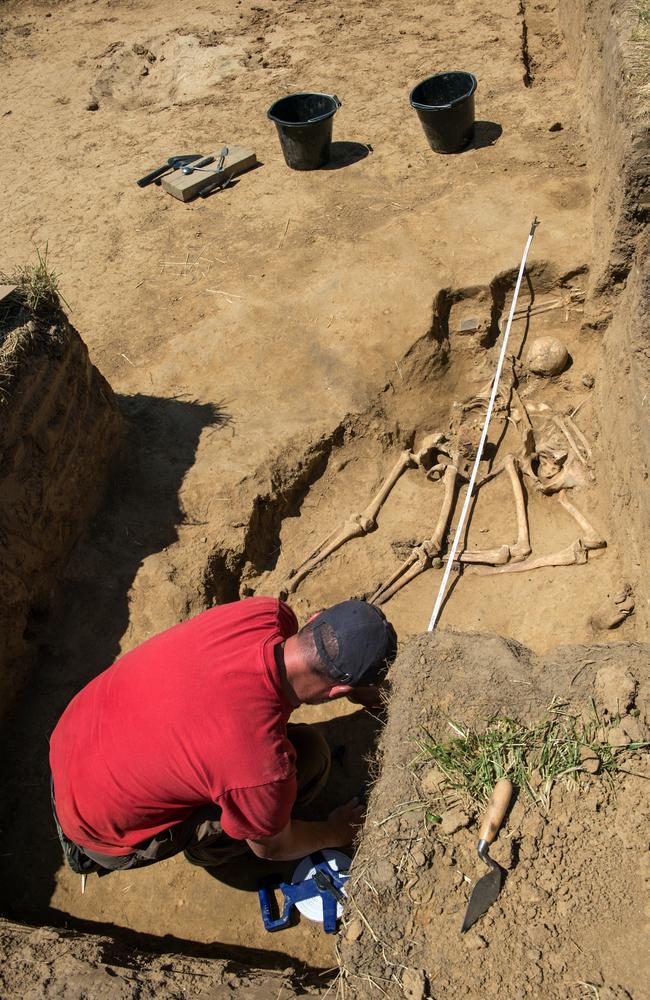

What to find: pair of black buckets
left=267, top=71, right=478, bottom=170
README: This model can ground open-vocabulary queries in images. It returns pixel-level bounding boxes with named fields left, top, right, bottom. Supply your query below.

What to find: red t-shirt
left=49, top=597, right=299, bottom=855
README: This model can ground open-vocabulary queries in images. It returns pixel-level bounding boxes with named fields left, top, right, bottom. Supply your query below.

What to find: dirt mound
left=90, top=33, right=244, bottom=111
left=0, top=919, right=324, bottom=999
left=0, top=305, right=122, bottom=718
left=339, top=630, right=650, bottom=998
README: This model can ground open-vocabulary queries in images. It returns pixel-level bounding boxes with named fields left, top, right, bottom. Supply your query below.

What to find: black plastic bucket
left=409, top=72, right=477, bottom=154
left=267, top=92, right=341, bottom=170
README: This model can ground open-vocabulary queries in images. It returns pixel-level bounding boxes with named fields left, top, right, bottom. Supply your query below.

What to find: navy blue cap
left=307, top=600, right=397, bottom=686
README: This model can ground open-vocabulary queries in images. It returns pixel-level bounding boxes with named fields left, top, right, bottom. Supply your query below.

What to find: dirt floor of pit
left=1, top=0, right=647, bottom=979
left=339, top=630, right=650, bottom=1000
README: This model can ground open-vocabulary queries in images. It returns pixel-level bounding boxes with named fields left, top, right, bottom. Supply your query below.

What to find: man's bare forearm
left=247, top=819, right=348, bottom=861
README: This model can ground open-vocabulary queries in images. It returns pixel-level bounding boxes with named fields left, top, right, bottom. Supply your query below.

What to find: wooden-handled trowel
left=460, top=778, right=513, bottom=933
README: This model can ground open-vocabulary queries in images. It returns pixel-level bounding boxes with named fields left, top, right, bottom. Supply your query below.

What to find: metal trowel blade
left=460, top=862, right=505, bottom=933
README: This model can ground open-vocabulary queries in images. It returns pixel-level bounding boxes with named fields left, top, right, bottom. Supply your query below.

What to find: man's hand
left=247, top=796, right=365, bottom=861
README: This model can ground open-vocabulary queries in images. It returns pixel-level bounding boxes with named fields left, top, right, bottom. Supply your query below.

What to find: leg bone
left=474, top=492, right=606, bottom=576
left=473, top=538, right=590, bottom=576
left=503, top=454, right=531, bottom=561
left=284, top=433, right=446, bottom=595
left=557, top=491, right=606, bottom=550
left=369, top=458, right=459, bottom=605
left=454, top=455, right=530, bottom=566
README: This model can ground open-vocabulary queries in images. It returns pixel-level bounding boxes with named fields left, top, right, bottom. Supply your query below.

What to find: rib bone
left=553, top=415, right=589, bottom=466
left=510, top=387, right=539, bottom=485
left=283, top=433, right=447, bottom=595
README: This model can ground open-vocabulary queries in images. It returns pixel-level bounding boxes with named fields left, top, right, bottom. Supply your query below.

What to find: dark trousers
left=70, top=723, right=330, bottom=872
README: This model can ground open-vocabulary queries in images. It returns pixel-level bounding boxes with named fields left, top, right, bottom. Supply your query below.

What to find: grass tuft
left=0, top=243, right=68, bottom=319
left=416, top=700, right=649, bottom=811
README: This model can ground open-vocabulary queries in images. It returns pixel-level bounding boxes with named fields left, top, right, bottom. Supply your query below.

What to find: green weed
left=0, top=243, right=68, bottom=318
left=416, top=700, right=649, bottom=811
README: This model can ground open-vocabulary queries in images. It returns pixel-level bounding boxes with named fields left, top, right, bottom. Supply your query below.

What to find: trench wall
left=0, top=313, right=123, bottom=719
left=558, top=0, right=649, bottom=616
left=558, top=0, right=649, bottom=290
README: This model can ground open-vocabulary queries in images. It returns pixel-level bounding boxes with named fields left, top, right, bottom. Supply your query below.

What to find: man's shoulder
left=196, top=597, right=298, bottom=636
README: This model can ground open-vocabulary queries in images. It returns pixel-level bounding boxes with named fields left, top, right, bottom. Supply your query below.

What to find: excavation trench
left=0, top=0, right=648, bottom=995
left=0, top=259, right=641, bottom=977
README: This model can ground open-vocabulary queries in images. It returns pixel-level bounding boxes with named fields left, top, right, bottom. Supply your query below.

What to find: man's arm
left=246, top=798, right=363, bottom=861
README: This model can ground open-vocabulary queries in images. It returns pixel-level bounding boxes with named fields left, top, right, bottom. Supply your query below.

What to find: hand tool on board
left=162, top=145, right=257, bottom=202
left=197, top=147, right=232, bottom=198
left=216, top=144, right=229, bottom=170
left=258, top=850, right=349, bottom=933
left=136, top=154, right=203, bottom=188
left=460, top=778, right=513, bottom=933
left=181, top=155, right=215, bottom=175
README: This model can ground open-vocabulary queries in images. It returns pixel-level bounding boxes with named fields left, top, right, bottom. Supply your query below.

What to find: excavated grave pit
left=237, top=261, right=624, bottom=653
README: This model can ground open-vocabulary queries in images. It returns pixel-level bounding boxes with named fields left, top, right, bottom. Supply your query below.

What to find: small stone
left=526, top=336, right=569, bottom=376
left=620, top=714, right=645, bottom=742
left=85, top=100, right=99, bottom=111
left=440, top=808, right=470, bottom=835
left=579, top=744, right=601, bottom=774
left=613, top=583, right=633, bottom=604
left=548, top=121, right=563, bottom=131
left=140, top=66, right=149, bottom=76
left=373, top=859, right=396, bottom=886
left=595, top=664, right=637, bottom=715
left=590, top=584, right=635, bottom=630
left=607, top=726, right=631, bottom=748
left=465, top=932, right=488, bottom=950
left=581, top=373, right=595, bottom=388
left=402, top=968, right=426, bottom=1000
left=421, top=766, right=444, bottom=796
left=133, top=42, right=147, bottom=55
left=411, top=847, right=427, bottom=867
left=345, top=918, right=363, bottom=942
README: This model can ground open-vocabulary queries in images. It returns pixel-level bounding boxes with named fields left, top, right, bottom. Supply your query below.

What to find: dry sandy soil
left=339, top=630, right=650, bottom=1000
left=0, top=0, right=649, bottom=993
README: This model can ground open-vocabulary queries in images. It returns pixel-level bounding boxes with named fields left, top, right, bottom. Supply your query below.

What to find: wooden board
left=161, top=146, right=257, bottom=202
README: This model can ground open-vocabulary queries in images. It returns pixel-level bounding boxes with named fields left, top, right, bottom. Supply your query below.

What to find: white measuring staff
left=427, top=217, right=540, bottom=632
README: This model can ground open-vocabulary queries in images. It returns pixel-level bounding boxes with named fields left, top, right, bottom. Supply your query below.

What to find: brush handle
left=478, top=778, right=513, bottom=846
left=136, top=163, right=170, bottom=187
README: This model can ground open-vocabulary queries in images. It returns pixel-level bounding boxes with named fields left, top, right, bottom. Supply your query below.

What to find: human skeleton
left=280, top=363, right=605, bottom=605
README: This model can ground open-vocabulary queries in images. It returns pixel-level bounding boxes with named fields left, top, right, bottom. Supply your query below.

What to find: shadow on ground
left=322, top=141, right=372, bottom=169
left=468, top=120, right=502, bottom=149
left=0, top=393, right=230, bottom=925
